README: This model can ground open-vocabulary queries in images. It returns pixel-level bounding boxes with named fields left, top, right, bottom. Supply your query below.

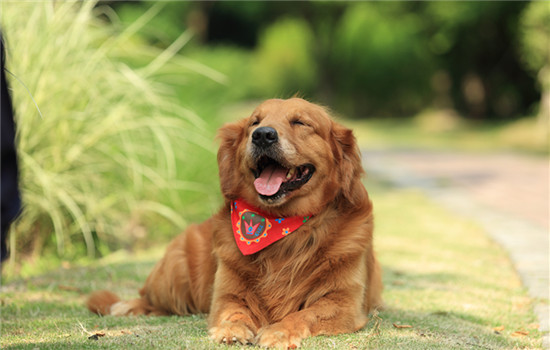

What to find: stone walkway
left=362, top=149, right=549, bottom=348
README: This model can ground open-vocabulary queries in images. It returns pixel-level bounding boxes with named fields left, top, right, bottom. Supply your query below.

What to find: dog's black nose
left=252, top=127, right=278, bottom=148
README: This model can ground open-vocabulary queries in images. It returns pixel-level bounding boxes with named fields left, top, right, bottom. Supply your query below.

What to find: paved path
left=362, top=149, right=549, bottom=348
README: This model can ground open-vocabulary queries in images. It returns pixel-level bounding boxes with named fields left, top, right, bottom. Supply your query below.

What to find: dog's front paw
left=256, top=322, right=310, bottom=349
left=209, top=319, right=256, bottom=345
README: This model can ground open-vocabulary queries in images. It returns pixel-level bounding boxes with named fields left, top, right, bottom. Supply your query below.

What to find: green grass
left=346, top=110, right=549, bottom=156
left=1, top=180, right=543, bottom=349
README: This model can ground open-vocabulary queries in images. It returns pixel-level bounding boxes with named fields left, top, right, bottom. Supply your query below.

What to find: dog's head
left=217, top=98, right=365, bottom=216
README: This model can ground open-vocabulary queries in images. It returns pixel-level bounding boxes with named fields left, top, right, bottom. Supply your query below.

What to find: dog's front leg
left=207, top=264, right=259, bottom=345
left=256, top=290, right=367, bottom=349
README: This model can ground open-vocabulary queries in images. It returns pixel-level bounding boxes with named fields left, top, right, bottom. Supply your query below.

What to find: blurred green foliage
left=253, top=18, right=318, bottom=98
left=518, top=1, right=550, bottom=81
left=113, top=1, right=192, bottom=47
left=518, top=1, right=550, bottom=122
left=330, top=3, right=434, bottom=116
left=109, top=1, right=541, bottom=120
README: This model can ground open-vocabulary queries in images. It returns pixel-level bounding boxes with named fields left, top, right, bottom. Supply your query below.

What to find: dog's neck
left=230, top=199, right=313, bottom=255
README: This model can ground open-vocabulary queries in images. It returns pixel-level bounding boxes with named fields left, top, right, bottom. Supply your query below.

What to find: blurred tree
left=518, top=1, right=550, bottom=133
left=253, top=17, right=318, bottom=98
left=424, top=1, right=537, bottom=119
left=203, top=1, right=268, bottom=47
left=104, top=1, right=540, bottom=120
left=330, top=2, right=434, bottom=117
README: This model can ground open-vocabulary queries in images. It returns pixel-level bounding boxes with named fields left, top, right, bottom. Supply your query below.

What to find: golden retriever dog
left=88, top=98, right=382, bottom=348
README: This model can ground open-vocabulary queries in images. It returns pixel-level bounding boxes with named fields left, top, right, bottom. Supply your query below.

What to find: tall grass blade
left=140, top=30, right=194, bottom=78
left=4, top=69, right=43, bottom=119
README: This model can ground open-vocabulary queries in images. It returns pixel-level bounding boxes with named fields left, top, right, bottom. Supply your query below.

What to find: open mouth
left=252, top=156, right=315, bottom=200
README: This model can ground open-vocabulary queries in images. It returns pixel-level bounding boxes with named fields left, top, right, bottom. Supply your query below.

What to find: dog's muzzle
left=249, top=127, right=315, bottom=201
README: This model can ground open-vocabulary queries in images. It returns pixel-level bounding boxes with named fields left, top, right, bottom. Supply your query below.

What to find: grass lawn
left=1, top=178, right=543, bottom=349
left=345, top=113, right=548, bottom=156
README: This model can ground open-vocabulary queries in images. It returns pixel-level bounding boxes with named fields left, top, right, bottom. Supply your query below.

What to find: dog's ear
left=330, top=122, right=366, bottom=206
left=216, top=119, right=247, bottom=199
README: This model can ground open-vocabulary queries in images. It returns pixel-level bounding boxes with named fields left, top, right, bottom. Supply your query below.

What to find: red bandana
left=230, top=199, right=312, bottom=255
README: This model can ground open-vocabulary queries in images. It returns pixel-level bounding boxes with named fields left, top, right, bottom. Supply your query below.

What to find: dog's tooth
left=286, top=167, right=296, bottom=179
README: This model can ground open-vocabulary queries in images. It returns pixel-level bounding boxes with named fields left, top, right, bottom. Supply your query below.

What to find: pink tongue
left=254, top=165, right=287, bottom=196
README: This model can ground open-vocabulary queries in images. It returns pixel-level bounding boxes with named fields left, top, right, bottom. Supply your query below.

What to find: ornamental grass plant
left=1, top=1, right=218, bottom=271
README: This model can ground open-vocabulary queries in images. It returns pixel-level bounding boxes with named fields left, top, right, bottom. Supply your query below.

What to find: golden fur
left=87, top=98, right=382, bottom=348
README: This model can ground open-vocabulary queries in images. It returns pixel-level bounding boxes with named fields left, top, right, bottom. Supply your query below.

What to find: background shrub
left=518, top=1, right=550, bottom=124
left=252, top=18, right=318, bottom=98
left=102, top=1, right=540, bottom=120
left=330, top=3, right=434, bottom=117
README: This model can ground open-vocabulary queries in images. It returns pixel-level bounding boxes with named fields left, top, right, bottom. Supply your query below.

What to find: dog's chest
left=250, top=252, right=329, bottom=322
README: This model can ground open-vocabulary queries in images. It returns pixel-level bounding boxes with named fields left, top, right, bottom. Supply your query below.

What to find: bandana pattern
left=230, top=199, right=311, bottom=255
